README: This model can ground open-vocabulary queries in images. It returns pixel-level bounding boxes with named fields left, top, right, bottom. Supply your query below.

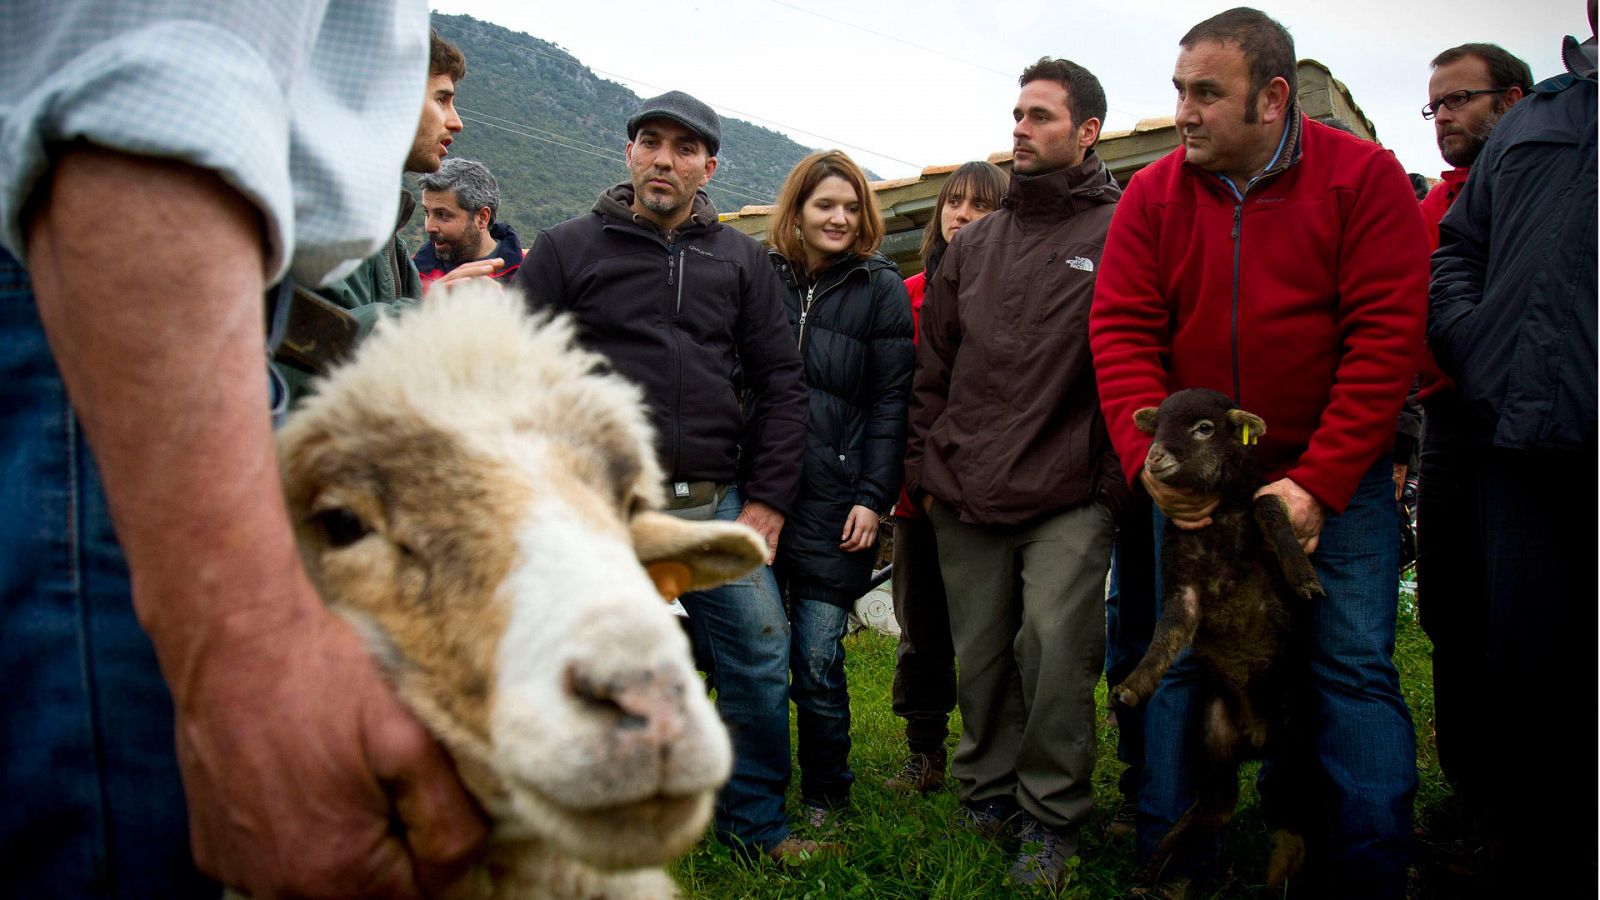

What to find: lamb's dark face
left=1134, top=389, right=1266, bottom=493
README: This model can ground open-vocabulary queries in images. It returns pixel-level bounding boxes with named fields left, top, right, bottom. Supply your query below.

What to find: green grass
left=670, top=583, right=1444, bottom=898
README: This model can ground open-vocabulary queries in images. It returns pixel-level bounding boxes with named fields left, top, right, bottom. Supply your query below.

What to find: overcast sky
left=434, top=0, right=1585, bottom=192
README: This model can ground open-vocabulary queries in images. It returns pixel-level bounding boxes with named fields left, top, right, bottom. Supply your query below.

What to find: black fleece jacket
left=516, top=184, right=807, bottom=512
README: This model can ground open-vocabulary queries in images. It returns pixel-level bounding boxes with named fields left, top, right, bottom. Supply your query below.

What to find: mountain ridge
left=406, top=13, right=824, bottom=249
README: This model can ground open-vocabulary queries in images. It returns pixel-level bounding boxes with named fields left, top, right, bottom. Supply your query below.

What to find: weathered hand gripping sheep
left=1108, top=388, right=1324, bottom=891
left=274, top=282, right=768, bottom=899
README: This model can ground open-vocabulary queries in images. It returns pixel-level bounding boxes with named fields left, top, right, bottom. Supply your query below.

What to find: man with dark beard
left=414, top=157, right=523, bottom=290
left=1419, top=44, right=1532, bottom=245
left=276, top=28, right=468, bottom=405
left=1410, top=42, right=1530, bottom=853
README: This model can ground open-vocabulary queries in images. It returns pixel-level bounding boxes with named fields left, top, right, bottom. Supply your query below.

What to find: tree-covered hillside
left=407, top=13, right=818, bottom=248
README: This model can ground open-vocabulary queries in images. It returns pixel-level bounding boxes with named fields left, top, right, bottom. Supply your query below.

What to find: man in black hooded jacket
left=515, top=91, right=814, bottom=863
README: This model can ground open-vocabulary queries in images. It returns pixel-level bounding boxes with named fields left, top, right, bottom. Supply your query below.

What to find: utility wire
left=461, top=106, right=622, bottom=159
left=761, top=0, right=1014, bottom=79
left=434, top=19, right=926, bottom=171
left=756, top=0, right=1146, bottom=122
left=457, top=112, right=778, bottom=207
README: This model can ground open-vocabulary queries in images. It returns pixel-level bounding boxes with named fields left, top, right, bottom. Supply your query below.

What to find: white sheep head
left=276, top=283, right=764, bottom=873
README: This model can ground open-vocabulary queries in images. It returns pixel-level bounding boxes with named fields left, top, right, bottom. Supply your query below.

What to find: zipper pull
left=675, top=250, right=686, bottom=314
left=1046, top=251, right=1057, bottom=265
left=666, top=234, right=676, bottom=286
left=1232, top=206, right=1242, bottom=240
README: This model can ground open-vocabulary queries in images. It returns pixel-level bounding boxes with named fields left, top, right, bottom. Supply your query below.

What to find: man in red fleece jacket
left=1088, top=8, right=1427, bottom=898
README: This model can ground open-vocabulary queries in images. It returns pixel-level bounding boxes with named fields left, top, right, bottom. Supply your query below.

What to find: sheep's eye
left=313, top=507, right=371, bottom=548
left=1192, top=420, right=1215, bottom=439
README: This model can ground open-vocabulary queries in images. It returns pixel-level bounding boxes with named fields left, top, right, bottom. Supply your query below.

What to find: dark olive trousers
left=928, top=498, right=1112, bottom=832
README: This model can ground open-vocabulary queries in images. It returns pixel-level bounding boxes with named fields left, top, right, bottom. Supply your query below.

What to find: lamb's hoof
left=1265, top=828, right=1307, bottom=886
left=1296, top=575, right=1326, bottom=601
left=1110, top=684, right=1141, bottom=709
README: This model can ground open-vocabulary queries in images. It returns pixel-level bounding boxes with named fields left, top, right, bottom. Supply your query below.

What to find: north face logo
left=1064, top=256, right=1095, bottom=272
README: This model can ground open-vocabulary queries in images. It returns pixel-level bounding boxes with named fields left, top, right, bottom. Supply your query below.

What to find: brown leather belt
left=266, top=281, right=359, bottom=376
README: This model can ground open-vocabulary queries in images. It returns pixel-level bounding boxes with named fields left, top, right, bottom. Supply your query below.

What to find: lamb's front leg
left=1254, top=494, right=1324, bottom=600
left=1110, top=582, right=1200, bottom=709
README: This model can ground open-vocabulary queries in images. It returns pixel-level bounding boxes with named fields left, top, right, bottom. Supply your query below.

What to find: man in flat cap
left=517, top=91, right=817, bottom=862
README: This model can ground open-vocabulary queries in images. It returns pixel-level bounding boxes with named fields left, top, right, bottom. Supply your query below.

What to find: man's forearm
left=24, top=147, right=314, bottom=685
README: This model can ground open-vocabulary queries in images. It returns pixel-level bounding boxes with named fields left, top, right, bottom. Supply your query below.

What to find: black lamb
left=1109, top=388, right=1324, bottom=890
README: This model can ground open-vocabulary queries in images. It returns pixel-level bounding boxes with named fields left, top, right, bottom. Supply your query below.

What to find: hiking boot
left=960, top=798, right=1018, bottom=839
left=1008, top=815, right=1078, bottom=889
left=765, top=835, right=843, bottom=866
left=884, top=750, right=946, bottom=794
left=1107, top=799, right=1138, bottom=838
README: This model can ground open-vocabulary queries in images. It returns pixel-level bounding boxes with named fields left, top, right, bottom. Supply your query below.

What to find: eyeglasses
left=1421, top=88, right=1511, bottom=119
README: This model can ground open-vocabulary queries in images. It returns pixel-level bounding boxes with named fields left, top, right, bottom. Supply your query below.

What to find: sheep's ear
left=630, top=511, right=766, bottom=594
left=1226, top=408, right=1267, bottom=441
left=1133, top=407, right=1160, bottom=436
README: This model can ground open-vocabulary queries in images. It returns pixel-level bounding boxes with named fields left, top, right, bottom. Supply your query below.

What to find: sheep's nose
left=563, top=662, right=688, bottom=747
left=1145, top=443, right=1180, bottom=480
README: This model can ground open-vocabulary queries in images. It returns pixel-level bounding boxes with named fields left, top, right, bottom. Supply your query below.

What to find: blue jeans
left=790, top=598, right=853, bottom=807
left=0, top=249, right=216, bottom=897
left=677, top=486, right=793, bottom=854
left=1137, top=459, right=1416, bottom=897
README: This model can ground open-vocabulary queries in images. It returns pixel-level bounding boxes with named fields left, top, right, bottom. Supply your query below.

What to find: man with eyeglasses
left=1409, top=43, right=1531, bottom=859
left=1419, top=45, right=1532, bottom=245
left=1429, top=1, right=1596, bottom=890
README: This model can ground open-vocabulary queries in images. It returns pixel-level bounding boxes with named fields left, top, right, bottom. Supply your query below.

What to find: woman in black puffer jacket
left=765, top=150, right=914, bottom=824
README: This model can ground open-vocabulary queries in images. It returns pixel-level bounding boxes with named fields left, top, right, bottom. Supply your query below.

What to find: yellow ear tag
left=1242, top=424, right=1252, bottom=445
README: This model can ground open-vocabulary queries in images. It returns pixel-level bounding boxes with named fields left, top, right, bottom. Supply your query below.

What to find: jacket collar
left=594, top=182, right=721, bottom=235
left=1002, top=151, right=1121, bottom=221
left=412, top=218, right=523, bottom=274
left=1197, top=103, right=1304, bottom=201
left=770, top=249, right=885, bottom=294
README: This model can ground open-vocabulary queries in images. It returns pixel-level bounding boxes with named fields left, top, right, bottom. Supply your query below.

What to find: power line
left=461, top=106, right=622, bottom=160
left=761, top=0, right=1014, bottom=79
left=458, top=114, right=622, bottom=165
left=755, top=0, right=1146, bottom=123
left=433, top=19, right=926, bottom=171
left=456, top=111, right=777, bottom=207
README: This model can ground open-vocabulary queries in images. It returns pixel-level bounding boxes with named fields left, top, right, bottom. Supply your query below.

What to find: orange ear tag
left=646, top=561, right=693, bottom=601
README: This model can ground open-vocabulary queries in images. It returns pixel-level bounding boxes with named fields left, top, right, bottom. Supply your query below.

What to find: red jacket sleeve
left=1089, top=171, right=1169, bottom=488
left=903, top=244, right=962, bottom=501
left=1284, top=150, right=1427, bottom=510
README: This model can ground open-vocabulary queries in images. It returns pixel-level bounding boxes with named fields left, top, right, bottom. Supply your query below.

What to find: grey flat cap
left=627, top=90, right=721, bottom=157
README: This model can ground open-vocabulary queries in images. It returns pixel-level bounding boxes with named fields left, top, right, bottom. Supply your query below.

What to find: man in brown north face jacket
left=903, top=57, right=1124, bottom=888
